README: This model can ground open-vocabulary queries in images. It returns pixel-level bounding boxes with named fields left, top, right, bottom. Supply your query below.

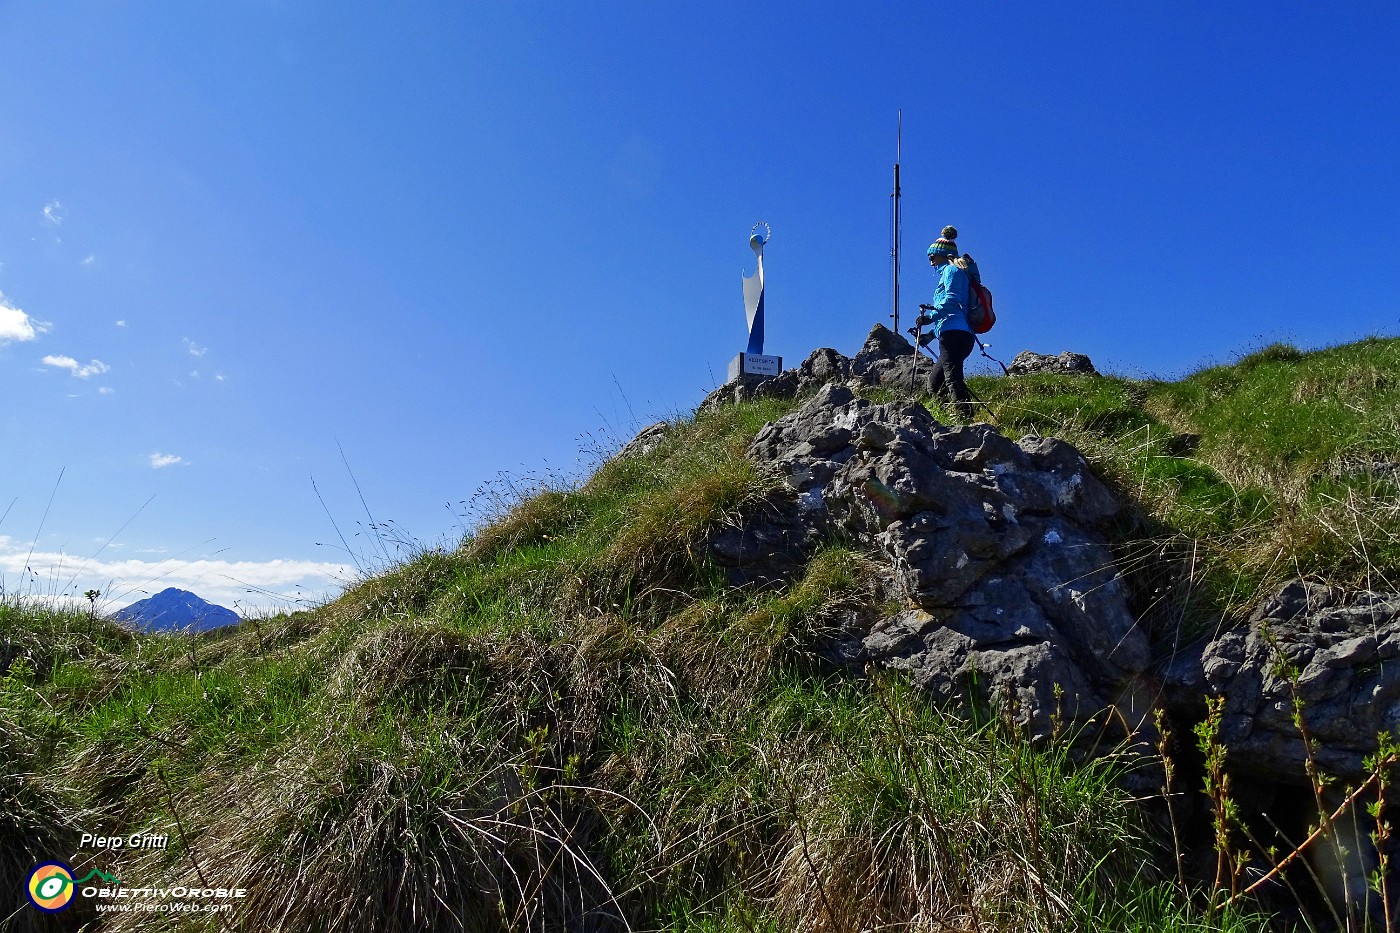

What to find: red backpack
left=967, top=280, right=996, bottom=334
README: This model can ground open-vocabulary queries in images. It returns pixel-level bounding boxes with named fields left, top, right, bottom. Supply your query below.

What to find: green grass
left=1157, top=340, right=1400, bottom=479
left=10, top=339, right=1400, bottom=930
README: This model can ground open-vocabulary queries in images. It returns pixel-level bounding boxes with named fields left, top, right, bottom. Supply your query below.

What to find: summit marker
left=729, top=222, right=782, bottom=381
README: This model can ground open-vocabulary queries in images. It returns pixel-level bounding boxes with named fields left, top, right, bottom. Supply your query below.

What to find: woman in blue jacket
left=920, top=225, right=976, bottom=419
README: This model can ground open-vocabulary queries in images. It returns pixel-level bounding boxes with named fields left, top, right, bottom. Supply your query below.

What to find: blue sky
left=2, top=3, right=1397, bottom=613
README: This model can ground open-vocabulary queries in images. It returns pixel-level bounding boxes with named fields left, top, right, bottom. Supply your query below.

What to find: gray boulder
left=614, top=421, right=672, bottom=460
left=1164, top=580, right=1400, bottom=782
left=741, top=382, right=1146, bottom=739
left=848, top=324, right=938, bottom=395
left=1007, top=351, right=1098, bottom=376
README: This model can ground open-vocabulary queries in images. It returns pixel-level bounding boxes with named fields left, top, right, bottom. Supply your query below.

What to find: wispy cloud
left=98, top=386, right=115, bottom=395
left=42, top=200, right=64, bottom=225
left=0, top=293, right=49, bottom=344
left=183, top=338, right=207, bottom=358
left=82, top=254, right=96, bottom=266
left=41, top=355, right=110, bottom=379
left=115, top=320, right=127, bottom=328
left=0, top=535, right=353, bottom=614
left=149, top=452, right=186, bottom=469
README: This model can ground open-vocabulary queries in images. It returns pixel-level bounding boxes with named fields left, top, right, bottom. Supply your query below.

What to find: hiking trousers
left=929, top=329, right=976, bottom=410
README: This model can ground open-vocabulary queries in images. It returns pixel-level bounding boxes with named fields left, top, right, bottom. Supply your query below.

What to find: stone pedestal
left=728, top=352, right=782, bottom=382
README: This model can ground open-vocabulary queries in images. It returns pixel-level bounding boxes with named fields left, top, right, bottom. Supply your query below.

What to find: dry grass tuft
left=0, top=709, right=89, bottom=933
left=105, top=732, right=623, bottom=933
left=463, top=489, right=581, bottom=565
left=767, top=691, right=1148, bottom=933
left=325, top=620, right=492, bottom=712
left=324, top=549, right=462, bottom=629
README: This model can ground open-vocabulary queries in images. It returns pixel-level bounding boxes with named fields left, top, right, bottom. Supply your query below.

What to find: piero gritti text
left=79, top=831, right=169, bottom=851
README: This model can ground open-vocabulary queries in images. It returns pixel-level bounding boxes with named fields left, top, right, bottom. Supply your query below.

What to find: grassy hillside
left=967, top=338, right=1400, bottom=626
left=5, top=337, right=1399, bottom=932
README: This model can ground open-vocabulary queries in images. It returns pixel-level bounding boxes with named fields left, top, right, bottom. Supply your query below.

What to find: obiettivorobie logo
left=24, top=859, right=248, bottom=917
left=26, top=862, right=123, bottom=913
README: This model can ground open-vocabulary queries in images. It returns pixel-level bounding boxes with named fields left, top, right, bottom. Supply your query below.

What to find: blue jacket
left=929, top=263, right=971, bottom=337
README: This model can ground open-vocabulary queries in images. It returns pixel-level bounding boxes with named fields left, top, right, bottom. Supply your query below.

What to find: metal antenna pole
left=891, top=110, right=902, bottom=335
left=892, top=112, right=919, bottom=391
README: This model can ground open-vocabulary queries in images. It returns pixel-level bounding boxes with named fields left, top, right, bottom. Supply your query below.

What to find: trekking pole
left=975, top=335, right=1010, bottom=376
left=910, top=316, right=921, bottom=392
left=909, top=303, right=935, bottom=394
left=965, top=385, right=1003, bottom=426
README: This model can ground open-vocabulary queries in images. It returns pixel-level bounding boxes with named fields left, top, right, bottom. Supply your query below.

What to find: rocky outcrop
left=1165, top=580, right=1400, bottom=782
left=734, top=382, right=1147, bottom=740
left=697, top=347, right=852, bottom=414
left=698, top=329, right=1102, bottom=418
left=697, top=325, right=934, bottom=414
left=696, top=328, right=1398, bottom=783
left=1007, top=351, right=1098, bottom=376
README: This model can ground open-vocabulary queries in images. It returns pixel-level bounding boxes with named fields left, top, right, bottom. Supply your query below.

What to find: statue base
left=728, top=352, right=782, bottom=382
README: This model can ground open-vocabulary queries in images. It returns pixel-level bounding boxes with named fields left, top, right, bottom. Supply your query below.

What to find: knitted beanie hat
left=926, top=225, right=959, bottom=257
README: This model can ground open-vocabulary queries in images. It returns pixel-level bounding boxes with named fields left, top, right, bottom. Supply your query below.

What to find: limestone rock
left=614, top=421, right=671, bottom=460
left=1007, top=351, right=1098, bottom=376
left=849, top=324, right=938, bottom=395
left=1164, top=580, right=1400, bottom=782
left=740, top=381, right=1144, bottom=739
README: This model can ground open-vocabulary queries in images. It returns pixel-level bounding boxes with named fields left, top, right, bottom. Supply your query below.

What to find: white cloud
left=149, top=452, right=186, bottom=469
left=82, top=254, right=96, bottom=266
left=42, top=200, right=64, bottom=225
left=42, top=355, right=110, bottom=379
left=115, top=320, right=127, bottom=328
left=215, top=373, right=226, bottom=382
left=0, top=293, right=48, bottom=344
left=99, top=386, right=115, bottom=395
left=183, top=338, right=207, bottom=357
left=0, top=535, right=354, bottom=615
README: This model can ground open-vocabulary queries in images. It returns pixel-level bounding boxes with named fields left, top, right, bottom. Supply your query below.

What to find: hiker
left=917, top=225, right=977, bottom=419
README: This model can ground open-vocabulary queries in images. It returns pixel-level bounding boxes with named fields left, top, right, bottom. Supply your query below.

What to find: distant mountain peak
left=112, top=588, right=240, bottom=633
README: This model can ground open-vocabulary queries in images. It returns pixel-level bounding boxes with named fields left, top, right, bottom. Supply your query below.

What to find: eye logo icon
left=27, top=862, right=76, bottom=912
